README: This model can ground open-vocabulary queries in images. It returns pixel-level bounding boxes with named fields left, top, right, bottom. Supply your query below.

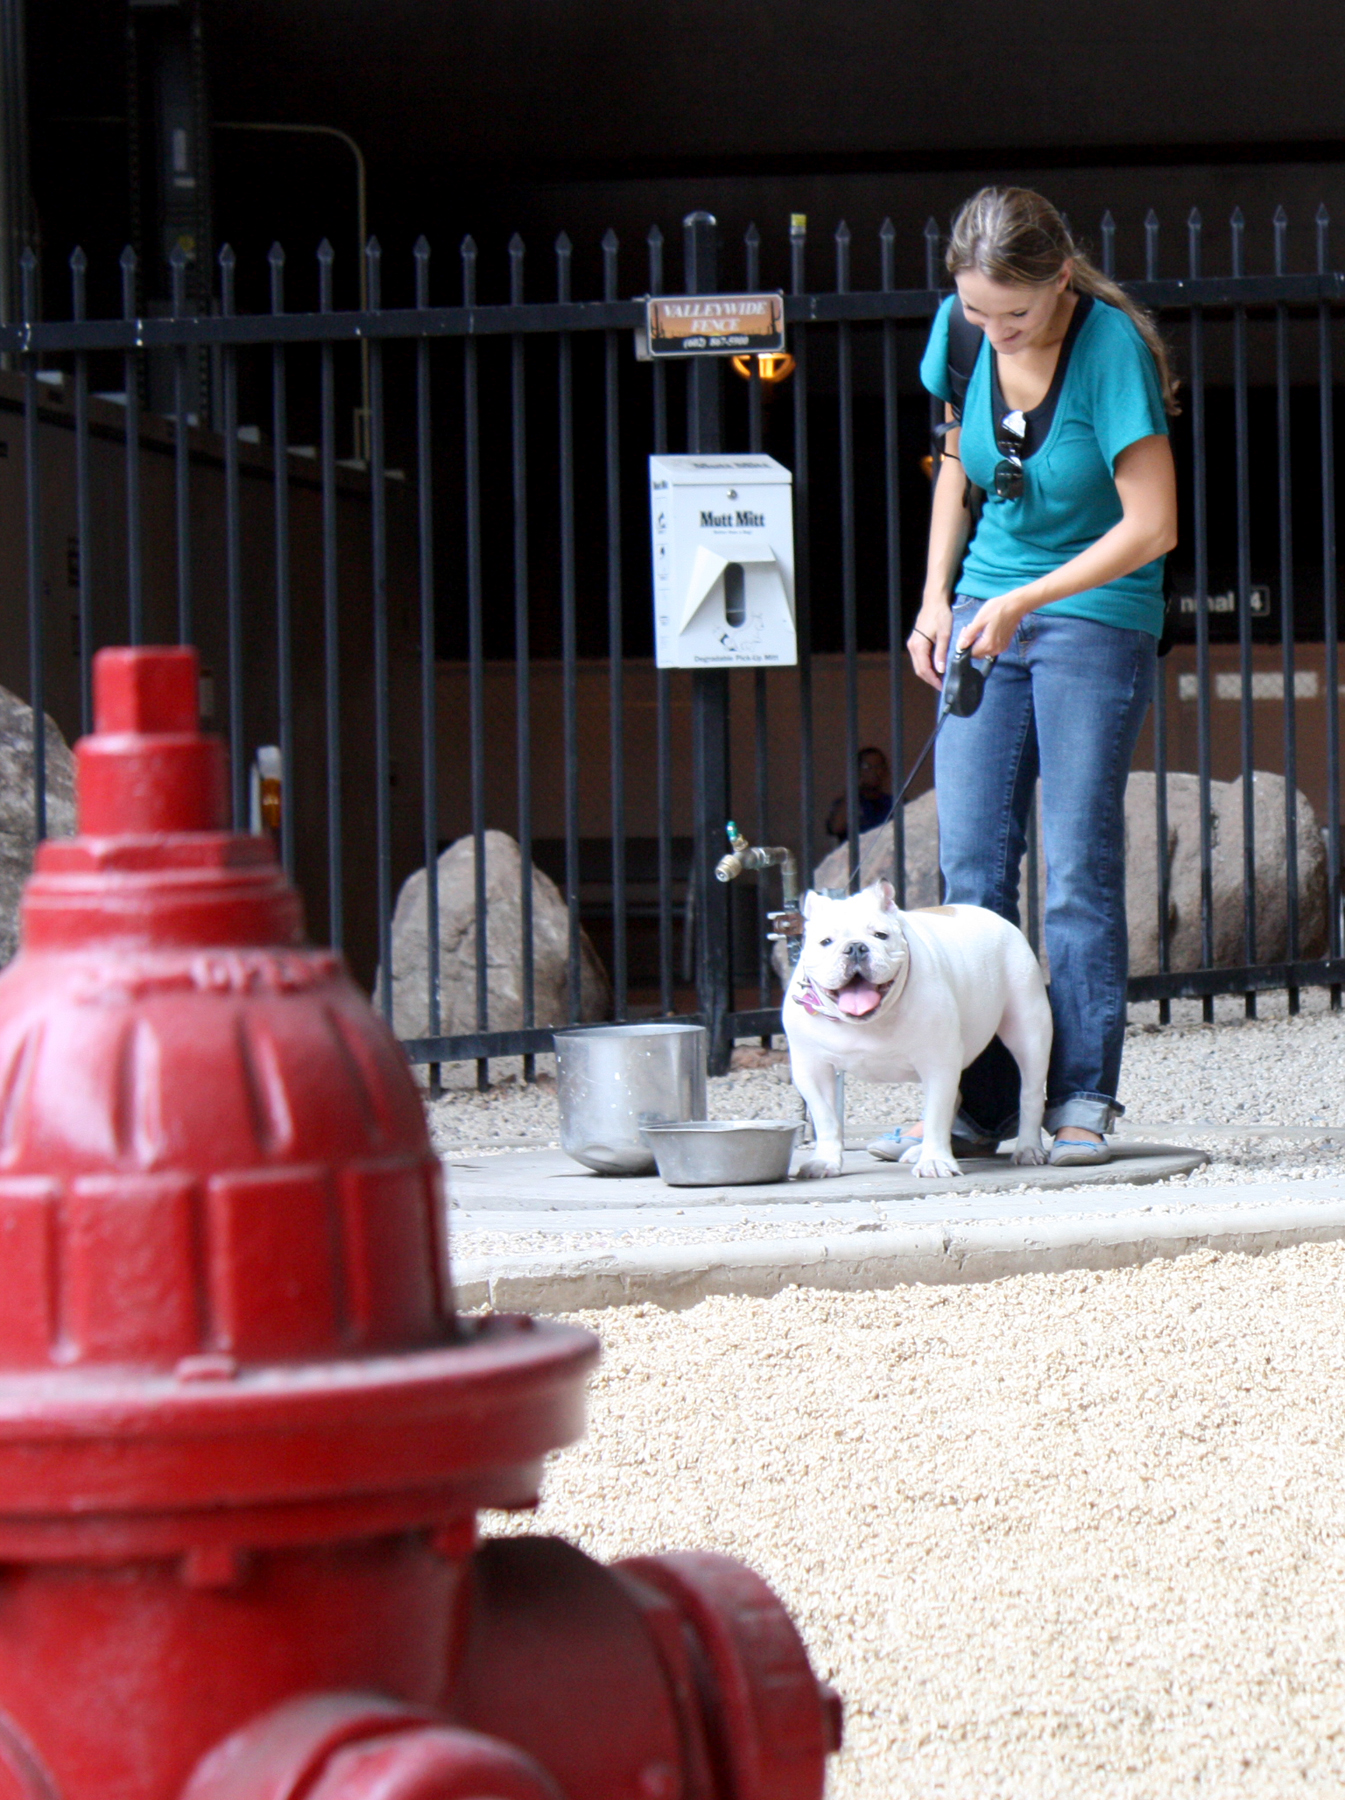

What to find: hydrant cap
left=94, top=645, right=200, bottom=735
left=75, top=645, right=230, bottom=839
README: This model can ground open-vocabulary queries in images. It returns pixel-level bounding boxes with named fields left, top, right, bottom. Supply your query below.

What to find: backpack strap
left=935, top=295, right=987, bottom=530
left=944, top=295, right=982, bottom=422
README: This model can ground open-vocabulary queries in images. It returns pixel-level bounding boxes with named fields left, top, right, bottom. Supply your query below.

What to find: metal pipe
left=714, top=823, right=800, bottom=965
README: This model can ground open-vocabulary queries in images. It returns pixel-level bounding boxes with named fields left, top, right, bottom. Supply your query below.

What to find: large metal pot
left=554, top=1022, right=707, bottom=1174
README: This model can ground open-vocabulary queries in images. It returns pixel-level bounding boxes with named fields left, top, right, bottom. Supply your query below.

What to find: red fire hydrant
left=0, top=647, right=839, bottom=1800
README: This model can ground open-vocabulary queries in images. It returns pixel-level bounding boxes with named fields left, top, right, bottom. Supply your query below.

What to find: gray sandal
left=867, top=1125, right=1000, bottom=1162
left=1047, top=1135, right=1111, bottom=1168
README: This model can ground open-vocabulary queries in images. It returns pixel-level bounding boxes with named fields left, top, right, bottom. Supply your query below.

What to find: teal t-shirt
left=920, top=294, right=1170, bottom=635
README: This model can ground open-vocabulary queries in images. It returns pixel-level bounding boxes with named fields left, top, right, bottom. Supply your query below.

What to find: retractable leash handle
left=940, top=643, right=997, bottom=718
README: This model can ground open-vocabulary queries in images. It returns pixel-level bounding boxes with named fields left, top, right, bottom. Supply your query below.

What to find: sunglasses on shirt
left=994, top=409, right=1027, bottom=500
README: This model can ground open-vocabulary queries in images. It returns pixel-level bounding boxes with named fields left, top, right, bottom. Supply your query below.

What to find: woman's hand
left=907, top=599, right=953, bottom=690
left=957, top=591, right=1031, bottom=659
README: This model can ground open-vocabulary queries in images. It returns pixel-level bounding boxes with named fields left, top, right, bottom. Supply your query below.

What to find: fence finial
left=1100, top=209, right=1116, bottom=279
left=70, top=245, right=87, bottom=321
left=120, top=244, right=137, bottom=319
left=555, top=232, right=572, bottom=304
left=1273, top=204, right=1289, bottom=276
left=169, top=242, right=187, bottom=317
left=879, top=217, right=895, bottom=290
left=19, top=247, right=36, bottom=324
left=602, top=229, right=618, bottom=302
left=268, top=242, right=285, bottom=313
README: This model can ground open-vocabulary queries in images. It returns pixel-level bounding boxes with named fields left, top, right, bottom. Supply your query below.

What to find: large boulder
left=1126, top=770, right=1327, bottom=974
left=811, top=788, right=941, bottom=904
left=799, top=771, right=1328, bottom=980
left=386, top=828, right=611, bottom=1040
left=0, top=689, right=75, bottom=968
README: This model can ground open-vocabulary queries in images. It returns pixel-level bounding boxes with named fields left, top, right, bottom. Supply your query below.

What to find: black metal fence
left=5, top=203, right=1345, bottom=1082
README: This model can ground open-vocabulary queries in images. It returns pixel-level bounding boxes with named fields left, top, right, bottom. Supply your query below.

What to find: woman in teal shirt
left=877, top=187, right=1178, bottom=1169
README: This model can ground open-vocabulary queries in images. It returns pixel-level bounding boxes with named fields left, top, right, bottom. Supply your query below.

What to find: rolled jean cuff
left=953, top=1106, right=1019, bottom=1145
left=1045, top=1095, right=1123, bottom=1136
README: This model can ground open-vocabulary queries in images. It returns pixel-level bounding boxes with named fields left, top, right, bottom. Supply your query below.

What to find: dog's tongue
left=836, top=977, right=883, bottom=1017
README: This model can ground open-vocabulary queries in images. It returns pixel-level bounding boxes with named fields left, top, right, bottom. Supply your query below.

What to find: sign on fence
left=639, top=292, right=785, bottom=357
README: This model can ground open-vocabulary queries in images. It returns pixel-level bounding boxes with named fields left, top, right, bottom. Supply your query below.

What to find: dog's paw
left=1011, top=1143, right=1046, bottom=1167
left=912, top=1151, right=962, bottom=1179
left=795, top=1149, right=845, bottom=1180
left=897, top=1142, right=922, bottom=1165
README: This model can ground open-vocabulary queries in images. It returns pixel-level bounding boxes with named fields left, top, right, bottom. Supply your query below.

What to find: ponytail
left=1068, top=252, right=1180, bottom=415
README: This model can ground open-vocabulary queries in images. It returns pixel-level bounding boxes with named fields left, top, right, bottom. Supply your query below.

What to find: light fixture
left=731, top=352, right=796, bottom=384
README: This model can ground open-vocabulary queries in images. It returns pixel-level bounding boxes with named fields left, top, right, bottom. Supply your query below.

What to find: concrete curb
left=452, top=1194, right=1345, bottom=1311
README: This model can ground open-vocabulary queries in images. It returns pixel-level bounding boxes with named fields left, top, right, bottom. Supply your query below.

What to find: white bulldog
left=783, top=882, right=1052, bottom=1180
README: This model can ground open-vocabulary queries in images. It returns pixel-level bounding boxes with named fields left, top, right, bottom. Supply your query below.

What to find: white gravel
left=441, top=992, right=1345, bottom=1793
left=485, top=1247, right=1345, bottom=1798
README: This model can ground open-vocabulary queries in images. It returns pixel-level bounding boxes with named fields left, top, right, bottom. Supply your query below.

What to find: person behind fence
left=872, top=185, right=1179, bottom=1170
left=826, top=746, right=894, bottom=844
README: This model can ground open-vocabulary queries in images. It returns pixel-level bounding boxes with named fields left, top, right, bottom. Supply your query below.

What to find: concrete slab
left=447, top=1140, right=1206, bottom=1220
left=444, top=1137, right=1345, bottom=1311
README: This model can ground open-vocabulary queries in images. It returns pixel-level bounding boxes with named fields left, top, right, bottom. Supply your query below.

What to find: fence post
left=684, top=210, right=733, bottom=1076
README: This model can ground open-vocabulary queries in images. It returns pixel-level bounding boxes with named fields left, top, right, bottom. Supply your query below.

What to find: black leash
left=846, top=646, right=996, bottom=893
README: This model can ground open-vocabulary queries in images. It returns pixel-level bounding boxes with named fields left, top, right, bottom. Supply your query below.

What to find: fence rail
left=7, top=203, right=1345, bottom=1080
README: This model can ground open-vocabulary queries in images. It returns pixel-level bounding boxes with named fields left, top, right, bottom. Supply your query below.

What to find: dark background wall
left=26, top=0, right=1345, bottom=308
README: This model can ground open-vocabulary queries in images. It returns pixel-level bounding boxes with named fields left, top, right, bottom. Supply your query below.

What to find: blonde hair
left=946, top=186, right=1179, bottom=416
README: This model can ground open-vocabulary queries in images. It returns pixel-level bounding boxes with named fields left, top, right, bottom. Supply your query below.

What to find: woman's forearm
left=1010, top=510, right=1175, bottom=614
left=923, top=449, right=972, bottom=605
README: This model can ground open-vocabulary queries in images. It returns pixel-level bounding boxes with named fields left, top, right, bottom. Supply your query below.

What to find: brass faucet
left=714, top=822, right=804, bottom=965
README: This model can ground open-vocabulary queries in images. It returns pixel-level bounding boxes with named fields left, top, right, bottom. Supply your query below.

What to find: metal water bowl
left=639, top=1119, right=803, bottom=1187
left=554, top=1022, right=707, bottom=1175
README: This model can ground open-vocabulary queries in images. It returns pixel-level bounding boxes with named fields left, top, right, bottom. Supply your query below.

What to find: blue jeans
left=935, top=600, right=1156, bottom=1139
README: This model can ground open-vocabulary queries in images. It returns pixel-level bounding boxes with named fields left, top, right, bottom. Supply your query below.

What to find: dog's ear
left=871, top=879, right=897, bottom=910
left=800, top=889, right=816, bottom=920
